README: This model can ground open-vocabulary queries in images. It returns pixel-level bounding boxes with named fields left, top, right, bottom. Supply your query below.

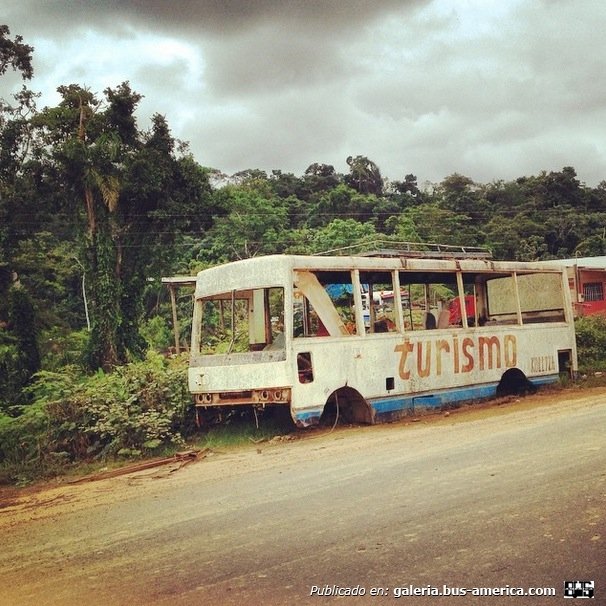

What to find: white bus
left=188, top=248, right=577, bottom=427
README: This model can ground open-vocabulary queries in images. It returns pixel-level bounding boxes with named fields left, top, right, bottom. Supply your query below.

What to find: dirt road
left=1, top=387, right=605, bottom=605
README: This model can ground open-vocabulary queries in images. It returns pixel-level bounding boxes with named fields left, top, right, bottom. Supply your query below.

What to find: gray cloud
left=7, top=1, right=422, bottom=38
left=3, top=0, right=606, bottom=186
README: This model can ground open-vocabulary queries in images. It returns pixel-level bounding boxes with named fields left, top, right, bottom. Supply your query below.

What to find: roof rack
left=315, top=240, right=492, bottom=260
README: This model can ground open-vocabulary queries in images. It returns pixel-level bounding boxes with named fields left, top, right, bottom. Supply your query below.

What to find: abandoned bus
left=188, top=248, right=577, bottom=427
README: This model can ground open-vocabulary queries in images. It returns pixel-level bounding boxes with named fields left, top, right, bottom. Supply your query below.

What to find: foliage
left=308, top=183, right=394, bottom=229
left=28, top=83, right=212, bottom=371
left=0, top=403, right=49, bottom=484
left=0, top=353, right=192, bottom=483
left=574, top=315, right=606, bottom=372
left=307, top=218, right=378, bottom=253
left=200, top=182, right=289, bottom=262
left=395, top=203, right=482, bottom=247
left=0, top=331, right=25, bottom=410
left=140, top=315, right=173, bottom=353
left=40, top=327, right=89, bottom=372
left=345, top=155, right=384, bottom=195
left=0, top=286, right=40, bottom=409
left=7, top=285, right=40, bottom=376
left=12, top=234, right=86, bottom=329
left=0, top=25, right=34, bottom=80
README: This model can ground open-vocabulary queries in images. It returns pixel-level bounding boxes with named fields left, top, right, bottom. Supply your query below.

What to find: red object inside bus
left=449, top=295, right=476, bottom=325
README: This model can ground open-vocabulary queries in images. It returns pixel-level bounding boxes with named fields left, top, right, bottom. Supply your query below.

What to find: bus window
left=297, top=352, right=314, bottom=383
left=197, top=287, right=284, bottom=354
left=517, top=273, right=566, bottom=323
left=359, top=270, right=400, bottom=334
left=398, top=271, right=459, bottom=330
left=293, top=270, right=356, bottom=336
left=265, top=288, right=286, bottom=348
left=448, top=274, right=485, bottom=327
left=486, top=272, right=566, bottom=324
left=484, top=274, right=518, bottom=324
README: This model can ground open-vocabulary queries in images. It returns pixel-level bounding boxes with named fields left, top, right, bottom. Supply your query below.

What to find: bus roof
left=193, top=254, right=565, bottom=298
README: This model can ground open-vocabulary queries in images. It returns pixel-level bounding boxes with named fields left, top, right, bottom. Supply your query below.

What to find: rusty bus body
left=188, top=253, right=577, bottom=427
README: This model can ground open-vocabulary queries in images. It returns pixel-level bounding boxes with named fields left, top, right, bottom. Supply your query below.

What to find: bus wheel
left=496, top=368, right=536, bottom=397
left=320, top=387, right=374, bottom=426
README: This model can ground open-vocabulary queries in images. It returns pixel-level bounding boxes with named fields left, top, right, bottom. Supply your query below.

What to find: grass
left=192, top=410, right=296, bottom=450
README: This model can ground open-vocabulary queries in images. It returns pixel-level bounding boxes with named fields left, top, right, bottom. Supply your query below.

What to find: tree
left=308, top=183, right=378, bottom=228
left=7, top=284, right=40, bottom=381
left=437, top=173, right=486, bottom=216
left=0, top=27, right=42, bottom=402
left=542, top=206, right=586, bottom=257
left=516, top=167, right=586, bottom=211
left=483, top=213, right=547, bottom=261
left=303, top=163, right=340, bottom=198
left=574, top=233, right=606, bottom=257
left=1, top=25, right=36, bottom=285
left=391, top=173, right=422, bottom=202
left=309, top=219, right=377, bottom=254
left=384, top=213, right=422, bottom=243
left=0, top=25, right=34, bottom=80
left=269, top=169, right=305, bottom=199
left=396, top=203, right=481, bottom=247
left=344, top=155, right=384, bottom=195
left=201, top=183, right=289, bottom=262
left=32, top=82, right=212, bottom=370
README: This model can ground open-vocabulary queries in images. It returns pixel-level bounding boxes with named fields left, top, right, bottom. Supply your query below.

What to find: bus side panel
left=290, top=324, right=575, bottom=425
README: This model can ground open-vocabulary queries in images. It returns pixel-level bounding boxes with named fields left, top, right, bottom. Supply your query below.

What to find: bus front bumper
left=194, top=387, right=291, bottom=407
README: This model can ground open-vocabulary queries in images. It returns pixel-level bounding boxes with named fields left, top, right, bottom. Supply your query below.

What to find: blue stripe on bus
left=369, top=374, right=560, bottom=415
left=530, top=374, right=560, bottom=387
left=293, top=374, right=560, bottom=425
left=293, top=408, right=324, bottom=425
left=370, top=383, right=498, bottom=414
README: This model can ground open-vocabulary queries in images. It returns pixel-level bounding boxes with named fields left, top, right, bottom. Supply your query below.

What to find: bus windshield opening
left=195, top=287, right=285, bottom=356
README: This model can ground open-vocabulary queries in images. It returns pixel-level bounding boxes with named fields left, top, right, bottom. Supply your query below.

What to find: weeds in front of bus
left=193, top=409, right=296, bottom=450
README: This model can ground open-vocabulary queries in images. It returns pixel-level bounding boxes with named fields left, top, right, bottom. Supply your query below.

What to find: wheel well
left=320, top=387, right=374, bottom=425
left=496, top=368, right=536, bottom=397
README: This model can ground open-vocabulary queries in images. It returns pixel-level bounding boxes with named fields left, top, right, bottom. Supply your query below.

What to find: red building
left=540, top=257, right=606, bottom=317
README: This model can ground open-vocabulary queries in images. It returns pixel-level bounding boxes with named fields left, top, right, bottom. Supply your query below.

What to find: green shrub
left=40, top=328, right=89, bottom=371
left=0, top=404, right=51, bottom=484
left=575, top=315, right=606, bottom=372
left=140, top=315, right=173, bottom=352
left=45, top=352, right=191, bottom=459
left=0, top=404, right=49, bottom=464
left=0, top=352, right=193, bottom=483
left=0, top=333, right=27, bottom=410
left=8, top=286, right=40, bottom=379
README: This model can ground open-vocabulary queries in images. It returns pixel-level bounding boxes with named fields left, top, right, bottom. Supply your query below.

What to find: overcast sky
left=3, top=0, right=606, bottom=187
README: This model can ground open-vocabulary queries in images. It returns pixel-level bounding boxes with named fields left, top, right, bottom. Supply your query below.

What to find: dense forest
left=2, top=26, right=606, bottom=481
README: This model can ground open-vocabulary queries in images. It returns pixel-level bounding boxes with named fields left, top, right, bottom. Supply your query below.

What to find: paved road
left=1, top=393, right=605, bottom=605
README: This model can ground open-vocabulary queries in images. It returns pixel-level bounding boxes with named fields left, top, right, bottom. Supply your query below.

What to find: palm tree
left=345, top=155, right=384, bottom=195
